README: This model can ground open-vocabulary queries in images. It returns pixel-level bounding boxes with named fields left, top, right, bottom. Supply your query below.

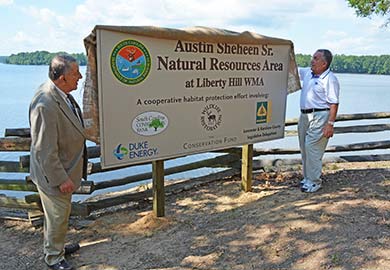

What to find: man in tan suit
left=30, top=54, right=86, bottom=270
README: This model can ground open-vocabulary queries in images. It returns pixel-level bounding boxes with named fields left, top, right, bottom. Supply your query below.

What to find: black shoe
left=64, top=243, right=80, bottom=255
left=48, top=259, right=73, bottom=270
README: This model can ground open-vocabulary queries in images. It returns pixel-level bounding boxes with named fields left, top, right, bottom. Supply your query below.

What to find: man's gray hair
left=49, top=54, right=77, bottom=81
left=317, top=49, right=333, bottom=69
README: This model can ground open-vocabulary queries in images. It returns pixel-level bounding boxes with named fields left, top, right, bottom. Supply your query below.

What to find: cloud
left=12, top=5, right=82, bottom=53
left=18, top=0, right=310, bottom=53
left=320, top=14, right=390, bottom=55
left=13, top=31, right=32, bottom=42
left=324, top=30, right=348, bottom=39
left=0, top=0, right=13, bottom=6
left=72, top=0, right=312, bottom=30
left=27, top=6, right=58, bottom=24
left=322, top=34, right=389, bottom=56
left=1, top=0, right=389, bottom=55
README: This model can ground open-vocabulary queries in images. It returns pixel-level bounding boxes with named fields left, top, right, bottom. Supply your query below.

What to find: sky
left=0, top=0, right=389, bottom=56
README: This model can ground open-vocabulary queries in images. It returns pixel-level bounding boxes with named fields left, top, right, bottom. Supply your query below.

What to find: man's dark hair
left=317, top=49, right=333, bottom=69
left=49, top=54, right=77, bottom=81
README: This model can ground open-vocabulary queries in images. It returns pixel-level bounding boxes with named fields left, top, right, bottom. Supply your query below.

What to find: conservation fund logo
left=110, top=39, right=151, bottom=85
left=201, top=104, right=222, bottom=131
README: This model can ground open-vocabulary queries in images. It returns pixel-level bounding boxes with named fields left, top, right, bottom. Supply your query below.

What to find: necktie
left=67, top=94, right=84, bottom=127
left=67, top=93, right=88, bottom=180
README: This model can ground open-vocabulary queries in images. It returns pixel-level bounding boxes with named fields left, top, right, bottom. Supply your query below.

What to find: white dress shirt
left=299, top=67, right=340, bottom=109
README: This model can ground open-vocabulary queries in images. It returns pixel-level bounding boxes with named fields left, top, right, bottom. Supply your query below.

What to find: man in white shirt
left=298, top=49, right=340, bottom=192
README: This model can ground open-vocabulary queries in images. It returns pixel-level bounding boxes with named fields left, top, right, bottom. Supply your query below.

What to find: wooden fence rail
left=1, top=111, right=389, bottom=219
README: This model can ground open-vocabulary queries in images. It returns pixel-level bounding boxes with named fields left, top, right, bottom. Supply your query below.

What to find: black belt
left=301, top=108, right=330, bottom=114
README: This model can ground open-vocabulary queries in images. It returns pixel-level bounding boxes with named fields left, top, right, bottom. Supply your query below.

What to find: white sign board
left=97, top=28, right=291, bottom=169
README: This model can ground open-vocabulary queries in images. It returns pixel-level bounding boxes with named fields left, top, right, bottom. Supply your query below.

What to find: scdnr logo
left=110, top=39, right=151, bottom=85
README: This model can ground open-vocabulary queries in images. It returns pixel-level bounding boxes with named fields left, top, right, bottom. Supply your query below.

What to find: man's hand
left=59, top=178, right=75, bottom=193
left=323, top=123, right=334, bottom=138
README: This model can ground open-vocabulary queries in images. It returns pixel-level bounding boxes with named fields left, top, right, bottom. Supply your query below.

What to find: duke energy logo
left=113, top=144, right=129, bottom=160
left=110, top=39, right=151, bottom=85
left=113, top=142, right=158, bottom=160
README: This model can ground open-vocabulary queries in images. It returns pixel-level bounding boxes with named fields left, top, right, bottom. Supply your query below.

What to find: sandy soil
left=1, top=161, right=390, bottom=270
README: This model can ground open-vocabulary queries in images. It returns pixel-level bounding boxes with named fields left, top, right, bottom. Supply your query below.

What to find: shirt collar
left=50, top=79, right=68, bottom=101
left=312, top=68, right=330, bottom=79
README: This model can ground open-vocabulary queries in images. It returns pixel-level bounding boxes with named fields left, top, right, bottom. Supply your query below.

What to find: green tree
left=6, top=51, right=87, bottom=65
left=348, top=0, right=390, bottom=26
left=295, top=54, right=390, bottom=75
left=149, top=118, right=165, bottom=131
left=295, top=54, right=311, bottom=67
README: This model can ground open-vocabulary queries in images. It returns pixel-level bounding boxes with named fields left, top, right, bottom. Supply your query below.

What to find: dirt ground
left=1, top=161, right=390, bottom=270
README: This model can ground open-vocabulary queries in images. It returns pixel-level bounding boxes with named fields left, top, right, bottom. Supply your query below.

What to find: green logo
left=256, top=101, right=270, bottom=124
left=110, top=39, right=151, bottom=85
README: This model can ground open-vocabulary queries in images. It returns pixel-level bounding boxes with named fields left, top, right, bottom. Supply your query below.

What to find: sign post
left=152, top=160, right=164, bottom=217
left=241, top=144, right=253, bottom=192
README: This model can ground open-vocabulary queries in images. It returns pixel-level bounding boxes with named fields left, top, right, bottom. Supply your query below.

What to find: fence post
left=152, top=160, right=165, bottom=217
left=241, top=144, right=253, bottom=192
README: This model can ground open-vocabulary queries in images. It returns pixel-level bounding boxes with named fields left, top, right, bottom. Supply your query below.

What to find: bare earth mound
left=1, top=161, right=390, bottom=270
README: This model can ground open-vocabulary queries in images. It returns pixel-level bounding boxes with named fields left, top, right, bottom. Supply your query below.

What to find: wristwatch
left=327, top=120, right=335, bottom=126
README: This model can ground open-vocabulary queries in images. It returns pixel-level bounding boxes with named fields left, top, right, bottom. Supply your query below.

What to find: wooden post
left=28, top=210, right=44, bottom=227
left=152, top=160, right=165, bottom=217
left=241, top=144, right=253, bottom=192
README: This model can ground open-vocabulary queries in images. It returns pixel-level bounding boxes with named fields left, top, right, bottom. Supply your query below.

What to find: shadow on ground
left=1, top=166, right=390, bottom=270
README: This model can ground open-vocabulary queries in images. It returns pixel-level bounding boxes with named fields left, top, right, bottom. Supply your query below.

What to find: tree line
left=2, top=51, right=390, bottom=75
left=296, top=54, right=390, bottom=75
left=4, top=51, right=87, bottom=66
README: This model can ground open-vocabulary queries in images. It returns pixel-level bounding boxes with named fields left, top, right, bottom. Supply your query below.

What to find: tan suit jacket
left=29, top=80, right=86, bottom=196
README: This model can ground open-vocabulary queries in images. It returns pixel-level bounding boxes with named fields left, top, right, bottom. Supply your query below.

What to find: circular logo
left=132, top=111, right=169, bottom=136
left=110, top=39, right=151, bottom=85
left=200, top=104, right=222, bottom=131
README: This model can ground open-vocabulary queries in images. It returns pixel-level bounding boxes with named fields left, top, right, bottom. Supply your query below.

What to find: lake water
left=1, top=63, right=389, bottom=200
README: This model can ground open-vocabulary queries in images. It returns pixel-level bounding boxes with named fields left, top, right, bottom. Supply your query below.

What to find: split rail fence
left=1, top=112, right=389, bottom=222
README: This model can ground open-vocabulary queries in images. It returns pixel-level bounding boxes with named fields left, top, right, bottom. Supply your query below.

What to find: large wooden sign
left=96, top=26, right=292, bottom=169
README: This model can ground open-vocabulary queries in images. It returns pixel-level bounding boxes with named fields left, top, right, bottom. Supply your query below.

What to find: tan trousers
left=298, top=111, right=329, bottom=184
left=37, top=187, right=72, bottom=266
